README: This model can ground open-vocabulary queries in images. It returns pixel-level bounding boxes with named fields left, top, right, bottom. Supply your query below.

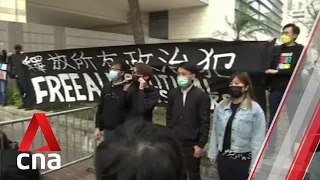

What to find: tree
left=127, top=0, right=145, bottom=44
left=302, top=0, right=319, bottom=31
left=213, top=0, right=272, bottom=41
left=292, top=0, right=320, bottom=50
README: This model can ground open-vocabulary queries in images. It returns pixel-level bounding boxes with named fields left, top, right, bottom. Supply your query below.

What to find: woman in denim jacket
left=208, top=72, right=266, bottom=180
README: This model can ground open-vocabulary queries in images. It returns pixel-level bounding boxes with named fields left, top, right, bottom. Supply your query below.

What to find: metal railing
left=0, top=107, right=97, bottom=175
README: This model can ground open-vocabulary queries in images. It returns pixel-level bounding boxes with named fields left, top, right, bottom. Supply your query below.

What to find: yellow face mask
left=281, top=34, right=292, bottom=44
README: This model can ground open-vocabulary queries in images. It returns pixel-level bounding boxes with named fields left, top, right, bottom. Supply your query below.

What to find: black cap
left=178, top=62, right=197, bottom=74
left=14, top=44, right=22, bottom=50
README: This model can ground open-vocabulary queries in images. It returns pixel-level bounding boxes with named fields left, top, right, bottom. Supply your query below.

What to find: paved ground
left=42, top=158, right=95, bottom=180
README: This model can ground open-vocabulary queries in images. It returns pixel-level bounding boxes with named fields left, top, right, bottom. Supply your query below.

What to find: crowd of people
left=0, top=23, right=319, bottom=180
left=93, top=23, right=318, bottom=180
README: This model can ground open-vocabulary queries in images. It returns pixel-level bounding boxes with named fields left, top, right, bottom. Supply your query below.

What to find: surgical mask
left=229, top=86, right=244, bottom=98
left=177, top=76, right=190, bottom=88
left=281, top=34, right=292, bottom=44
left=108, top=70, right=119, bottom=81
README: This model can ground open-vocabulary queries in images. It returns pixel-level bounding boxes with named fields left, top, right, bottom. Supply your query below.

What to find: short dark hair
left=14, top=44, right=22, bottom=50
left=94, top=120, right=185, bottom=180
left=134, top=63, right=153, bottom=77
left=178, top=62, right=197, bottom=74
left=110, top=60, right=126, bottom=71
left=283, top=23, right=300, bottom=36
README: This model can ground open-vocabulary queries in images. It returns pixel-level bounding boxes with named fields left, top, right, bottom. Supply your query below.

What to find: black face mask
left=132, top=75, right=141, bottom=84
left=229, top=86, right=244, bottom=98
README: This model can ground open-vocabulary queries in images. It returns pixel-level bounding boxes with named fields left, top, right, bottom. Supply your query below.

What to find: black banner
left=19, top=41, right=274, bottom=111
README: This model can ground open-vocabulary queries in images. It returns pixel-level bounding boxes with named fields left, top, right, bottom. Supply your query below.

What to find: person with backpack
left=166, top=62, right=211, bottom=180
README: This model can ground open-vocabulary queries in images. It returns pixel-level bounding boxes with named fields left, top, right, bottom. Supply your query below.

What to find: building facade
left=236, top=0, right=284, bottom=37
left=0, top=0, right=286, bottom=51
left=284, top=0, right=319, bottom=44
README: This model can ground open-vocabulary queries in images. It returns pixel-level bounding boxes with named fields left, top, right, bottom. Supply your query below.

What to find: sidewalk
left=42, top=158, right=95, bottom=180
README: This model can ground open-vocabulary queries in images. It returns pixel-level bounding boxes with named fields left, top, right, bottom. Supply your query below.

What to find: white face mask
left=108, top=70, right=120, bottom=81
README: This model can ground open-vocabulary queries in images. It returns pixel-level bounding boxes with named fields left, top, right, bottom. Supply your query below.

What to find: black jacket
left=95, top=82, right=127, bottom=131
left=0, top=150, right=40, bottom=180
left=125, top=84, right=159, bottom=122
left=267, top=44, right=304, bottom=92
left=166, top=86, right=211, bottom=148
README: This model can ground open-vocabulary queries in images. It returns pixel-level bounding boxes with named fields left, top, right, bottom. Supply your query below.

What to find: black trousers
left=16, top=79, right=27, bottom=107
left=216, top=153, right=251, bottom=180
left=182, top=146, right=201, bottom=180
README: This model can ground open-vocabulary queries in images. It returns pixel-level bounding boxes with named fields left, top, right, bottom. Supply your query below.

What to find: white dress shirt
left=181, top=85, right=193, bottom=106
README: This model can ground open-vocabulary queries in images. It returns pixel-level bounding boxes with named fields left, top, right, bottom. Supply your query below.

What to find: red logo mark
left=18, top=113, right=61, bottom=152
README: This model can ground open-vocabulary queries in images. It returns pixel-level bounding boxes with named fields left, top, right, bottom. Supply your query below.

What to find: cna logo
left=17, top=113, right=61, bottom=170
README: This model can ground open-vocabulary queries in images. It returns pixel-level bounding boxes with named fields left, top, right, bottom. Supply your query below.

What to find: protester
left=0, top=131, right=40, bottom=180
left=265, top=23, right=304, bottom=156
left=265, top=23, right=304, bottom=126
left=94, top=61, right=129, bottom=141
left=94, top=120, right=185, bottom=180
left=0, top=49, right=7, bottom=106
left=8, top=45, right=32, bottom=110
left=166, top=62, right=210, bottom=180
left=124, top=63, right=159, bottom=122
left=208, top=72, right=266, bottom=180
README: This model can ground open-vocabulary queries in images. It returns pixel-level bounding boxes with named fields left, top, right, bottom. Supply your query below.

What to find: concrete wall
left=0, top=20, right=168, bottom=53
left=90, top=13, right=150, bottom=37
left=27, top=0, right=127, bottom=24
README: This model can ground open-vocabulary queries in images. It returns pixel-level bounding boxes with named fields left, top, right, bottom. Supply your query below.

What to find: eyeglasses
left=110, top=67, right=120, bottom=71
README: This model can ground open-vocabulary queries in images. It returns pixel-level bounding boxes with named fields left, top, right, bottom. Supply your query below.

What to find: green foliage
left=153, top=107, right=166, bottom=126
left=7, top=84, right=22, bottom=107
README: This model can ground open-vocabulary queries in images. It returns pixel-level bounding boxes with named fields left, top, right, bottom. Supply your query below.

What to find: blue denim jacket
left=207, top=99, right=266, bottom=170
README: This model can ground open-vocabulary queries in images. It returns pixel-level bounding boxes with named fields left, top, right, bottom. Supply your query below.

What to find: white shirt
left=181, top=85, right=193, bottom=106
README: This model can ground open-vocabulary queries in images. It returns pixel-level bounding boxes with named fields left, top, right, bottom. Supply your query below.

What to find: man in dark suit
left=166, top=62, right=211, bottom=180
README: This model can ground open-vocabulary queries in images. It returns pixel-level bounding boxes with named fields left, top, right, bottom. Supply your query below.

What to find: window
left=250, top=1, right=260, bottom=11
left=298, top=2, right=303, bottom=10
left=264, top=11, right=281, bottom=24
left=292, top=11, right=305, bottom=14
left=149, top=11, right=168, bottom=39
left=236, top=0, right=257, bottom=16
left=260, top=4, right=270, bottom=14
left=293, top=15, right=305, bottom=19
left=269, top=0, right=283, bottom=7
left=260, top=0, right=282, bottom=15
left=264, top=17, right=281, bottom=30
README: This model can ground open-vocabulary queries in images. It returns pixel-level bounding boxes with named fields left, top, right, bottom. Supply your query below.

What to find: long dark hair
left=228, top=72, right=255, bottom=108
